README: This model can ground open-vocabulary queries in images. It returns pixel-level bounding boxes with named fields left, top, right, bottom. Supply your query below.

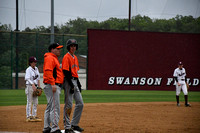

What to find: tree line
left=1, top=15, right=200, bottom=34
left=0, top=14, right=199, bottom=89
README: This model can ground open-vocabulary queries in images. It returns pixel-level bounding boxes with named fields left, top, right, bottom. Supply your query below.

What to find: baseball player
left=43, top=43, right=64, bottom=133
left=62, top=39, right=84, bottom=133
left=25, top=56, right=42, bottom=122
left=173, top=61, right=191, bottom=107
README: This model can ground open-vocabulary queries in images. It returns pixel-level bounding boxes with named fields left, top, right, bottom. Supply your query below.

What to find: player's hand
left=177, top=82, right=181, bottom=86
left=52, top=85, right=57, bottom=93
left=32, top=84, right=37, bottom=91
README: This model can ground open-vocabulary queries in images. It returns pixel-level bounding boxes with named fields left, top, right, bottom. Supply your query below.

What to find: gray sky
left=0, top=0, right=200, bottom=30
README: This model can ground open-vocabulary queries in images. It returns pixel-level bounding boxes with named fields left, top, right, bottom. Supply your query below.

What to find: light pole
left=15, top=0, right=19, bottom=89
left=50, top=0, right=54, bottom=44
left=128, top=0, right=131, bottom=31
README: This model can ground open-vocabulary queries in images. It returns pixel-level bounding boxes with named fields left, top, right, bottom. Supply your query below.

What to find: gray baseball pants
left=63, top=79, right=84, bottom=129
left=43, top=84, right=61, bottom=132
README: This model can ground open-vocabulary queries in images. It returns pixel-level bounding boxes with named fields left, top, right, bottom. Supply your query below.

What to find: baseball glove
left=33, top=87, right=43, bottom=97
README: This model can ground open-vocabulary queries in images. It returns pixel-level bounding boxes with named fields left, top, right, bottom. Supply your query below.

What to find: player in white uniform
left=173, top=62, right=191, bottom=107
left=25, top=56, right=42, bottom=122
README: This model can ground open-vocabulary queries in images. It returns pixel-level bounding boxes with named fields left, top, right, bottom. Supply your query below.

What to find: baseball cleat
left=177, top=103, right=180, bottom=107
left=51, top=129, right=62, bottom=133
left=185, top=103, right=191, bottom=107
left=72, top=125, right=84, bottom=132
left=43, top=127, right=51, bottom=133
left=26, top=116, right=34, bottom=122
left=32, top=116, right=42, bottom=122
left=65, top=128, right=75, bottom=133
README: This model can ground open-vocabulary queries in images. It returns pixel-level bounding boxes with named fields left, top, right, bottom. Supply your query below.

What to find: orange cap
left=48, top=43, right=63, bottom=52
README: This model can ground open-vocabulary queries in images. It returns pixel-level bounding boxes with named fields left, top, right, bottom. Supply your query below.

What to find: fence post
left=10, top=31, right=13, bottom=89
left=15, top=31, right=19, bottom=89
left=35, top=32, right=38, bottom=58
left=62, top=34, right=65, bottom=57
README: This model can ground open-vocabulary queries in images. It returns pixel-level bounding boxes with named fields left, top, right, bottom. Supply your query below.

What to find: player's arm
left=185, top=76, right=187, bottom=82
left=63, top=70, right=74, bottom=88
left=44, top=70, right=56, bottom=85
left=174, top=76, right=180, bottom=86
left=38, top=80, right=41, bottom=87
left=37, top=68, right=41, bottom=87
left=62, top=55, right=74, bottom=88
left=25, top=69, right=33, bottom=85
left=173, top=69, right=180, bottom=86
left=174, top=76, right=178, bottom=82
left=43, top=57, right=58, bottom=93
left=25, top=69, right=37, bottom=91
left=44, top=69, right=58, bottom=93
left=184, top=69, right=187, bottom=82
left=77, top=78, right=82, bottom=92
left=43, top=57, right=56, bottom=85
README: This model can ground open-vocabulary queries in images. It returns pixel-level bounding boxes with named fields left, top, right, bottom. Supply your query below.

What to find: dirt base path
left=0, top=102, right=200, bottom=133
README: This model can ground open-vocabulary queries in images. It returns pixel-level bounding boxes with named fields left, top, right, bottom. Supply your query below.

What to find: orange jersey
left=62, top=52, right=79, bottom=78
left=43, top=53, right=64, bottom=85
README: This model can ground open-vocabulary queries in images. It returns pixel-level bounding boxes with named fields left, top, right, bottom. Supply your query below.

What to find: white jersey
left=173, top=67, right=186, bottom=82
left=25, top=66, right=40, bottom=85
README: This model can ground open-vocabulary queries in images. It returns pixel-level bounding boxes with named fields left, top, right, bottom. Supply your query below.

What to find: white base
left=61, top=130, right=80, bottom=133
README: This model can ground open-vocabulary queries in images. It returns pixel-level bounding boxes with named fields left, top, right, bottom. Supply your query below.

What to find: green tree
left=132, top=15, right=153, bottom=31
left=0, top=66, right=11, bottom=89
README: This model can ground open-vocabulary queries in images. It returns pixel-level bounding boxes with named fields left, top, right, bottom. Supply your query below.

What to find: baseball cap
left=178, top=61, right=183, bottom=65
left=48, top=43, right=63, bottom=52
left=29, top=56, right=37, bottom=63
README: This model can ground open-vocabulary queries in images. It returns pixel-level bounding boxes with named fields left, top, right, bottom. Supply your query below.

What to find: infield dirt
left=0, top=102, right=200, bottom=133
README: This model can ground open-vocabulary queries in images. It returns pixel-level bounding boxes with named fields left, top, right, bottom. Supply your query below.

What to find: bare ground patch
left=0, top=102, right=200, bottom=133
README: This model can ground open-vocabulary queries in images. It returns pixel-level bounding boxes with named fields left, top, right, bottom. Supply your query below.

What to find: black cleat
left=185, top=103, right=191, bottom=107
left=72, top=125, right=84, bottom=132
left=65, top=128, right=75, bottom=133
left=43, top=127, right=51, bottom=133
left=50, top=129, right=62, bottom=133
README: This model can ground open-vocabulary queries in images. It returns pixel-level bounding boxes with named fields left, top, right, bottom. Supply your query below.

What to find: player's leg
left=63, top=80, right=73, bottom=130
left=71, top=79, right=84, bottom=132
left=50, top=85, right=61, bottom=132
left=26, top=85, right=33, bottom=121
left=32, top=96, right=42, bottom=122
left=32, top=96, right=38, bottom=117
left=182, top=84, right=191, bottom=107
left=43, top=84, right=53, bottom=133
left=176, top=84, right=181, bottom=106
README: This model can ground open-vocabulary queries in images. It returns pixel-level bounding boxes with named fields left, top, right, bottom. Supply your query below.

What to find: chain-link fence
left=0, top=31, right=87, bottom=89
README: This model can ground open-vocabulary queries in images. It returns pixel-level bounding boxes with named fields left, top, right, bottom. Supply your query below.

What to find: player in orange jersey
left=62, top=39, right=84, bottom=133
left=43, top=43, right=64, bottom=133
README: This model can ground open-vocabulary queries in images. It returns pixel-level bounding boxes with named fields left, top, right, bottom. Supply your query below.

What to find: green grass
left=0, top=89, right=200, bottom=106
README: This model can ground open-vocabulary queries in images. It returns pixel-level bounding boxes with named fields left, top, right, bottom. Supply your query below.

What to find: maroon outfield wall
left=87, top=29, right=200, bottom=91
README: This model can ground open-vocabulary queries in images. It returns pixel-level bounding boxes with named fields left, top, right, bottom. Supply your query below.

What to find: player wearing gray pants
left=43, top=84, right=61, bottom=132
left=62, top=39, right=84, bottom=133
left=43, top=43, right=64, bottom=133
left=63, top=79, right=84, bottom=129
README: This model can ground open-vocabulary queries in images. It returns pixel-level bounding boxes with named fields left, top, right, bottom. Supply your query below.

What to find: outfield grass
left=0, top=89, right=200, bottom=106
